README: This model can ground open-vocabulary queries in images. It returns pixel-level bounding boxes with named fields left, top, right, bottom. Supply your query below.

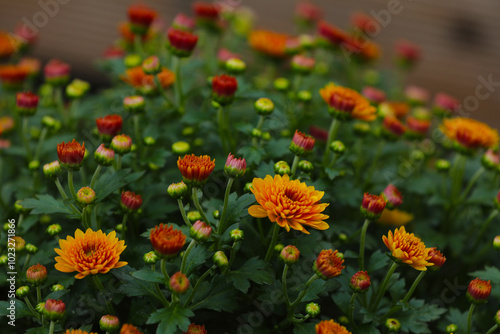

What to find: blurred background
left=1, top=0, right=499, bottom=126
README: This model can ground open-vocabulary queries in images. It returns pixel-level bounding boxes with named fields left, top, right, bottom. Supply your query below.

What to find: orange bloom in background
left=344, top=37, right=381, bottom=62
left=249, top=30, right=289, bottom=58
left=0, top=116, right=14, bottom=133
left=317, top=21, right=348, bottom=46
left=177, top=154, right=216, bottom=186
left=382, top=226, right=433, bottom=271
left=121, top=66, right=175, bottom=92
left=150, top=223, right=186, bottom=258
left=320, top=83, right=377, bottom=121
left=0, top=31, right=18, bottom=58
left=0, top=64, right=29, bottom=86
left=120, top=324, right=143, bottom=334
left=316, top=319, right=352, bottom=334
left=440, top=117, right=499, bottom=151
left=183, top=323, right=207, bottom=334
left=118, top=22, right=153, bottom=43
left=64, top=330, right=98, bottom=334
left=377, top=209, right=414, bottom=227
left=380, top=101, right=410, bottom=119
left=248, top=174, right=329, bottom=234
left=54, top=229, right=127, bottom=279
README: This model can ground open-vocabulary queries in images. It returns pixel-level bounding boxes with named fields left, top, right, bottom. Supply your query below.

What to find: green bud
left=386, top=318, right=401, bottom=332
left=446, top=324, right=458, bottom=333
left=297, top=90, right=312, bottom=103
left=115, top=224, right=123, bottom=232
left=244, top=182, right=253, bottom=193
left=353, top=122, right=371, bottom=136
left=46, top=224, right=62, bottom=236
left=435, top=159, right=451, bottom=172
left=0, top=255, right=8, bottom=265
left=338, top=233, right=348, bottom=242
left=35, top=302, right=45, bottom=313
left=76, top=187, right=96, bottom=206
left=226, top=58, right=246, bottom=74
left=148, top=162, right=160, bottom=171
left=168, top=181, right=188, bottom=199
left=30, top=127, right=41, bottom=140
left=213, top=251, right=228, bottom=270
left=124, top=54, right=142, bottom=68
left=16, top=286, right=30, bottom=298
left=193, top=138, right=204, bottom=147
left=144, top=251, right=159, bottom=264
left=262, top=132, right=271, bottom=141
left=274, top=243, right=284, bottom=252
left=274, top=78, right=290, bottom=91
left=230, top=229, right=244, bottom=241
left=182, top=127, right=195, bottom=136
left=26, top=243, right=38, bottom=254
left=3, top=223, right=10, bottom=231
left=305, top=302, right=320, bottom=317
left=212, top=210, right=220, bottom=219
left=298, top=160, right=314, bottom=173
left=274, top=161, right=291, bottom=176
left=51, top=284, right=65, bottom=292
left=123, top=95, right=145, bottom=114
left=330, top=141, right=345, bottom=155
left=15, top=200, right=31, bottom=214
left=187, top=211, right=202, bottom=223
left=251, top=128, right=262, bottom=138
left=338, top=315, right=349, bottom=325
left=254, top=98, right=274, bottom=116
left=280, top=129, right=291, bottom=138
left=143, top=136, right=156, bottom=146
left=40, top=215, right=51, bottom=224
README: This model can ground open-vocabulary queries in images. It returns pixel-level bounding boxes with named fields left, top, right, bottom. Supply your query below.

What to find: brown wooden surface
left=1, top=0, right=499, bottom=126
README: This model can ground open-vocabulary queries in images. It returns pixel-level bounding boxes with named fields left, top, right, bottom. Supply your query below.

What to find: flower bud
left=225, top=153, right=247, bottom=178
left=495, top=311, right=500, bottom=326
left=187, top=211, right=202, bottom=223
left=213, top=251, right=228, bottom=270
left=51, top=284, right=64, bottom=292
left=230, top=229, right=244, bottom=242
left=115, top=224, right=123, bottom=232
left=274, top=243, right=284, bottom=252
left=435, top=159, right=451, bottom=172
left=43, top=160, right=62, bottom=179
left=251, top=128, right=262, bottom=138
left=298, top=160, right=314, bottom=173
left=94, top=144, right=115, bottom=166
left=26, top=243, right=38, bottom=254
left=190, top=220, right=212, bottom=242
left=66, top=79, right=90, bottom=99
left=167, top=28, right=198, bottom=57
left=182, top=126, right=195, bottom=136
left=121, top=191, right=142, bottom=212
left=123, top=95, right=145, bottom=114
left=124, top=54, right=142, bottom=68
left=16, top=92, right=39, bottom=116
left=350, top=271, right=371, bottom=293
left=467, top=278, right=491, bottom=304
left=43, top=299, right=66, bottom=321
left=12, top=236, right=26, bottom=252
left=28, top=160, right=40, bottom=170
left=96, top=114, right=123, bottom=139
left=142, top=55, right=161, bottom=75
left=170, top=272, right=190, bottom=294
left=353, top=122, right=371, bottom=136
left=291, top=55, right=315, bottom=74
left=385, top=318, right=401, bottom=332
left=493, top=236, right=500, bottom=250
left=173, top=13, right=195, bottom=31
left=35, top=302, right=45, bottom=313
left=254, top=98, right=274, bottom=116
left=143, top=136, right=156, bottom=146
left=168, top=181, right=188, bottom=199
left=100, top=314, right=120, bottom=332
left=40, top=215, right=51, bottom=224
left=57, top=139, right=85, bottom=170
left=274, top=77, right=289, bottom=91
left=0, top=255, right=7, bottom=265
left=46, top=224, right=62, bottom=236
left=427, top=247, right=446, bottom=270
left=212, top=75, right=238, bottom=105
left=446, top=324, right=458, bottom=333
left=16, top=286, right=30, bottom=298
left=226, top=58, right=246, bottom=74
left=482, top=149, right=500, bottom=170
left=111, top=134, right=132, bottom=155
left=184, top=323, right=207, bottom=334
left=313, top=249, right=345, bottom=280
left=77, top=187, right=96, bottom=206
left=305, top=302, right=320, bottom=317
left=212, top=210, right=220, bottom=219
left=143, top=251, right=159, bottom=265
left=360, top=193, right=386, bottom=220
left=330, top=140, right=345, bottom=155
left=382, top=184, right=403, bottom=210
left=290, top=130, right=315, bottom=156
left=172, top=141, right=190, bottom=155
left=297, top=90, right=312, bottom=103
left=280, top=245, right=300, bottom=264
left=244, top=182, right=253, bottom=193
left=274, top=161, right=291, bottom=176
left=44, top=59, right=70, bottom=86
left=42, top=116, right=60, bottom=132
left=26, top=264, right=47, bottom=285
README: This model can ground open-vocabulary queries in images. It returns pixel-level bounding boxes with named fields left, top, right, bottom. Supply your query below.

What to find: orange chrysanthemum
left=121, top=66, right=175, bottom=92
left=150, top=223, right=186, bottom=257
left=177, top=154, right=216, bottom=186
left=121, top=324, right=143, bottom=334
left=314, top=249, right=345, bottom=279
left=440, top=117, right=499, bottom=151
left=320, top=83, right=377, bottom=121
left=0, top=64, right=29, bottom=86
left=118, top=22, right=153, bottom=43
left=249, top=30, right=289, bottom=58
left=248, top=174, right=329, bottom=234
left=377, top=209, right=414, bottom=227
left=316, top=319, right=352, bottom=334
left=64, top=330, right=98, bottom=334
left=54, top=229, right=127, bottom=279
left=382, top=226, right=433, bottom=271
left=0, top=31, right=18, bottom=58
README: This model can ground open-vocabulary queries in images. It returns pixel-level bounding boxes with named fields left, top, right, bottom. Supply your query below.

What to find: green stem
left=36, top=285, right=42, bottom=304
left=181, top=240, right=196, bottom=274
left=471, top=209, right=499, bottom=251
left=371, top=262, right=398, bottom=310
left=289, top=275, right=318, bottom=310
left=133, top=115, right=142, bottom=157
left=217, top=106, right=229, bottom=153
left=348, top=292, right=358, bottom=327
left=92, top=274, right=116, bottom=314
left=323, top=118, right=341, bottom=165
left=115, top=155, right=122, bottom=171
left=34, top=126, right=48, bottom=161
left=290, top=155, right=300, bottom=178
left=191, top=187, right=210, bottom=224
left=227, top=241, right=239, bottom=271
left=485, top=324, right=498, bottom=334
left=383, top=271, right=427, bottom=319
left=173, top=56, right=184, bottom=114
left=467, top=303, right=475, bottom=334
left=358, top=219, right=370, bottom=271
left=22, top=116, right=32, bottom=161
left=161, top=259, right=170, bottom=282
left=121, top=213, right=129, bottom=241
left=154, top=282, right=170, bottom=307
left=67, top=171, right=78, bottom=202
left=177, top=199, right=192, bottom=228
left=23, top=297, right=40, bottom=320
left=48, top=321, right=55, bottom=334
left=217, top=177, right=234, bottom=236
left=450, top=154, right=467, bottom=204
left=154, top=74, right=174, bottom=106
left=183, top=265, right=215, bottom=307
left=22, top=253, right=31, bottom=272
left=252, top=116, right=265, bottom=147
left=134, top=34, right=143, bottom=57
left=460, top=167, right=485, bottom=202
left=282, top=264, right=291, bottom=307
left=54, top=178, right=81, bottom=216
left=18, top=213, right=24, bottom=230
left=90, top=165, right=103, bottom=189
left=264, top=224, right=280, bottom=262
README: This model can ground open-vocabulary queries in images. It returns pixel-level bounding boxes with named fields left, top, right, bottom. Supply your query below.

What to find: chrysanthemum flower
left=127, top=4, right=157, bottom=35
left=440, top=117, right=499, bottom=151
left=317, top=21, right=348, bottom=46
left=382, top=184, right=403, bottom=210
left=57, top=139, right=85, bottom=170
left=120, top=323, right=143, bottom=334
left=320, top=83, right=377, bottom=121
left=377, top=208, right=414, bottom=226
left=434, top=92, right=460, bottom=115
left=54, top=229, right=127, bottom=279
left=382, top=116, right=406, bottom=138
left=467, top=278, right=491, bottom=304
left=248, top=174, right=329, bottom=234
left=290, top=130, right=315, bottom=156
left=150, top=223, right=186, bottom=258
left=183, top=323, right=207, bottom=334
left=382, top=226, right=433, bottom=271
left=0, top=31, right=17, bottom=58
left=177, top=154, right=216, bottom=187
left=427, top=247, right=446, bottom=269
left=361, top=193, right=386, bottom=220
left=120, top=66, right=175, bottom=94
left=313, top=249, right=345, bottom=279
left=315, top=319, right=352, bottom=334
left=96, top=114, right=123, bottom=137
left=0, top=64, right=29, bottom=88
left=167, top=28, right=199, bottom=57
left=249, top=30, right=289, bottom=58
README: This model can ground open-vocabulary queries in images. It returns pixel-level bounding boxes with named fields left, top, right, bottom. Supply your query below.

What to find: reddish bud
left=170, top=272, right=190, bottom=294
left=212, top=74, right=238, bottom=105
left=26, top=264, right=47, bottom=285
left=280, top=245, right=300, bottom=264
left=167, top=28, right=199, bottom=57
left=190, top=220, right=212, bottom=242
left=467, top=278, right=492, bottom=304
left=289, top=130, right=315, bottom=156
left=361, top=193, right=386, bottom=220
left=350, top=271, right=371, bottom=293
left=382, top=184, right=403, bottom=210
left=43, top=299, right=65, bottom=320
left=224, top=153, right=246, bottom=178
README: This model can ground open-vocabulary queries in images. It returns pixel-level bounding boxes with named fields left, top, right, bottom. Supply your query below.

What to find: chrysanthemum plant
left=1, top=2, right=500, bottom=334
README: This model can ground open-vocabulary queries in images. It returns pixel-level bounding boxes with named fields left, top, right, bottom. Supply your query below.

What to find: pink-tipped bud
left=123, top=95, right=145, bottom=114
left=26, top=264, right=47, bottom=285
left=190, top=220, right=212, bottom=242
left=44, top=59, right=70, bottom=86
left=100, top=314, right=120, bottom=332
left=142, top=56, right=161, bottom=75
left=427, top=247, right=446, bottom=270
left=173, top=13, right=196, bottom=31
left=224, top=153, right=246, bottom=178
left=381, top=184, right=403, bottom=209
left=350, top=271, right=371, bottom=293
left=169, top=272, right=190, bottom=294
left=362, top=86, right=386, bottom=105
left=77, top=187, right=96, bottom=206
left=43, top=160, right=62, bottom=179
left=16, top=92, right=39, bottom=116
left=291, top=55, right=315, bottom=74
left=94, top=144, right=115, bottom=166
left=405, top=85, right=429, bottom=106
left=121, top=191, right=142, bottom=212
left=433, top=92, right=460, bottom=115
left=280, top=245, right=300, bottom=264
left=289, top=130, right=315, bottom=156
left=43, top=299, right=66, bottom=320
left=111, top=134, right=132, bottom=155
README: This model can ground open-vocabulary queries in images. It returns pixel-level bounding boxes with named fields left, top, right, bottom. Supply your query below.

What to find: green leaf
left=131, top=269, right=166, bottom=284
left=398, top=298, right=446, bottom=333
left=113, top=266, right=160, bottom=299
left=324, top=168, right=340, bottom=181
left=94, top=168, right=145, bottom=202
left=238, top=145, right=265, bottom=165
left=191, top=277, right=238, bottom=312
left=367, top=250, right=389, bottom=273
left=147, top=305, right=194, bottom=334
left=469, top=266, right=500, bottom=284
left=0, top=299, right=32, bottom=320
left=45, top=289, right=69, bottom=300
left=223, top=193, right=255, bottom=231
left=293, top=322, right=315, bottom=334
left=20, top=194, right=72, bottom=215
left=183, top=243, right=212, bottom=277
left=225, top=257, right=274, bottom=293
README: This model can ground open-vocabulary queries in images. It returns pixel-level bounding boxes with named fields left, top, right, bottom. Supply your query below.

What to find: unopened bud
left=172, top=141, right=190, bottom=155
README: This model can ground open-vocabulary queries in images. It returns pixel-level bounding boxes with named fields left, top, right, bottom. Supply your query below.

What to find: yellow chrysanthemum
left=320, top=83, right=377, bottom=121
left=315, top=319, right=352, bottom=334
left=377, top=208, right=414, bottom=226
left=54, top=229, right=127, bottom=279
left=248, top=174, right=329, bottom=234
left=440, top=117, right=499, bottom=150
left=382, top=226, right=433, bottom=271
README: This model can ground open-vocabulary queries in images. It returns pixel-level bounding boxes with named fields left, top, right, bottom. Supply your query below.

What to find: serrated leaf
left=324, top=168, right=340, bottom=181
left=147, top=305, right=194, bottom=334
left=222, top=193, right=255, bottom=232
left=301, top=279, right=326, bottom=303
left=225, top=257, right=274, bottom=293
left=238, top=145, right=264, bottom=165
left=191, top=277, right=238, bottom=312
left=398, top=298, right=446, bottom=334
left=131, top=269, right=166, bottom=284
left=293, top=322, right=315, bottom=334
left=367, top=250, right=389, bottom=273
left=94, top=168, right=145, bottom=202
left=469, top=266, right=500, bottom=284
left=182, top=243, right=212, bottom=277
left=20, top=195, right=72, bottom=215
left=0, top=299, right=32, bottom=319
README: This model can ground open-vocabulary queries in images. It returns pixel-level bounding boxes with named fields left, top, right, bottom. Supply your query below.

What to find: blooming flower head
left=127, top=4, right=157, bottom=35
left=57, top=139, right=85, bottom=170
left=248, top=174, right=329, bottom=234
left=224, top=153, right=246, bottom=178
left=316, top=319, right=351, bottom=334
left=382, top=184, right=403, bottom=210
left=434, top=92, right=460, bottom=116
left=121, top=66, right=175, bottom=94
left=289, top=130, right=315, bottom=156
left=377, top=209, right=414, bottom=226
left=120, top=324, right=143, bottom=334
left=395, top=39, right=421, bottom=69
left=467, top=278, right=492, bottom=304
left=96, top=114, right=123, bottom=138
left=382, top=226, right=433, bottom=271
left=320, top=83, right=377, bottom=121
left=26, top=264, right=47, bottom=285
left=249, top=30, right=289, bottom=58
left=167, top=28, right=199, bottom=57
left=0, top=64, right=29, bottom=89
left=121, top=191, right=142, bottom=212
left=183, top=323, right=207, bottom=334
left=440, top=117, right=499, bottom=152
left=54, top=228, right=127, bottom=279
left=150, top=223, right=186, bottom=258
left=44, top=59, right=70, bottom=86
left=317, top=21, right=348, bottom=47
left=427, top=247, right=446, bottom=270
left=361, top=193, right=386, bottom=220
left=212, top=74, right=238, bottom=105
left=382, top=116, right=406, bottom=139
left=313, top=249, right=345, bottom=279
left=177, top=154, right=216, bottom=187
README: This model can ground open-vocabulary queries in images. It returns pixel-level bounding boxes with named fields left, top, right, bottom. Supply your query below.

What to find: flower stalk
left=358, top=218, right=370, bottom=271
left=371, top=262, right=398, bottom=310
left=264, top=224, right=280, bottom=262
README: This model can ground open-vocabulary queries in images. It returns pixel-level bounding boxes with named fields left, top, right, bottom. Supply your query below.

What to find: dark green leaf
left=225, top=257, right=274, bottom=293
left=0, top=299, right=32, bottom=320
left=94, top=169, right=145, bottom=202
left=20, top=195, right=71, bottom=215
left=223, top=193, right=255, bottom=231
left=131, top=269, right=166, bottom=284
left=293, top=322, right=315, bottom=334
left=147, top=305, right=194, bottom=334
left=191, top=277, right=238, bottom=312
